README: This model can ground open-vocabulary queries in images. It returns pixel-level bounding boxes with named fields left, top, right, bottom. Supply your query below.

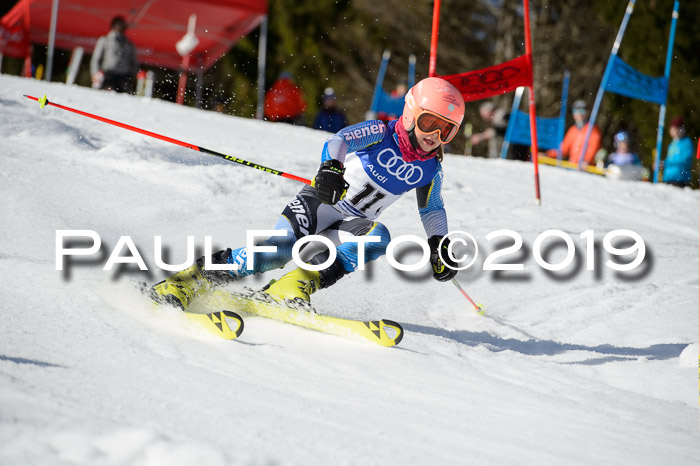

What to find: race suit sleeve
left=415, top=164, right=448, bottom=238
left=321, top=120, right=387, bottom=164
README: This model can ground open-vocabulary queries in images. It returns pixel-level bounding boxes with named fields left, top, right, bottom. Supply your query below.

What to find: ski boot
left=151, top=250, right=234, bottom=310
left=263, top=267, right=321, bottom=306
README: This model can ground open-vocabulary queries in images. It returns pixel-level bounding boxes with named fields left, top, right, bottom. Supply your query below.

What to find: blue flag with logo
left=605, top=56, right=668, bottom=106
left=508, top=110, right=561, bottom=151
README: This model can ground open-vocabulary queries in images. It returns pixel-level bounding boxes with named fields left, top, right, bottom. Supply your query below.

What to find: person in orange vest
left=550, top=99, right=601, bottom=166
left=264, top=72, right=307, bottom=124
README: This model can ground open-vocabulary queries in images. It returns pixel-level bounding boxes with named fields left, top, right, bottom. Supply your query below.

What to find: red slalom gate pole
left=24, top=94, right=312, bottom=186
left=176, top=54, right=190, bottom=106
left=428, top=0, right=442, bottom=77
left=523, top=0, right=542, bottom=205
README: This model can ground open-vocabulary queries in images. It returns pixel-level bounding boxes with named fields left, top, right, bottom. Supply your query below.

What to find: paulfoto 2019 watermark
left=55, top=229, right=647, bottom=274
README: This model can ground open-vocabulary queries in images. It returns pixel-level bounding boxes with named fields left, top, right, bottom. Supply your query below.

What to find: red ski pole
left=451, top=278, right=485, bottom=315
left=24, top=94, right=312, bottom=186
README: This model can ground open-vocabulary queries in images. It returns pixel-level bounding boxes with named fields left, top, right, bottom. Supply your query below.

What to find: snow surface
left=1, top=74, right=699, bottom=465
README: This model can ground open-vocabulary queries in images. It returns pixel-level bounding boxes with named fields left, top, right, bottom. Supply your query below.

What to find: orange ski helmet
left=402, top=77, right=465, bottom=144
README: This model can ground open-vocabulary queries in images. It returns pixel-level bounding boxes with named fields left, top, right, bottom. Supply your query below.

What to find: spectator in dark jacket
left=313, top=88, right=348, bottom=133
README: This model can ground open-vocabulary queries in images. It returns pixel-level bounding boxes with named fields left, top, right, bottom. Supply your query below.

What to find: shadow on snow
left=402, top=323, right=687, bottom=363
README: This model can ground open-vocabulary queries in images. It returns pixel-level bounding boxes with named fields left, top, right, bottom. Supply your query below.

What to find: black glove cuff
left=320, top=159, right=345, bottom=174
left=429, top=235, right=459, bottom=281
left=428, top=235, right=442, bottom=253
left=315, top=159, right=348, bottom=205
left=428, top=235, right=456, bottom=266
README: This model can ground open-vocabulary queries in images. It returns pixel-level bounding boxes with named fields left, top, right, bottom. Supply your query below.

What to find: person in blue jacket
left=663, top=117, right=695, bottom=187
left=313, top=88, right=348, bottom=133
left=153, top=77, right=466, bottom=309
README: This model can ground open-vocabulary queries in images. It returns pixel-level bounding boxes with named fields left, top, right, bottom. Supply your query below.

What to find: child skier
left=608, top=131, right=641, bottom=166
left=152, top=77, right=465, bottom=309
left=605, top=130, right=645, bottom=181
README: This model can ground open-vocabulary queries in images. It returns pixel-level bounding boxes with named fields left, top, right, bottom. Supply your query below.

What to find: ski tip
left=183, top=310, right=245, bottom=340
left=220, top=310, right=245, bottom=338
left=38, top=94, right=49, bottom=109
left=379, top=319, right=404, bottom=347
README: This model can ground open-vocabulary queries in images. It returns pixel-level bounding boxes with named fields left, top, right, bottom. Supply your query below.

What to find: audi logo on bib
left=377, top=149, right=424, bottom=185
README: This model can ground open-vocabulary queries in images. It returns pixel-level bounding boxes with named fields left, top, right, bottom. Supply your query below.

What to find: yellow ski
left=182, top=310, right=244, bottom=340
left=208, top=290, right=403, bottom=347
left=139, top=279, right=245, bottom=340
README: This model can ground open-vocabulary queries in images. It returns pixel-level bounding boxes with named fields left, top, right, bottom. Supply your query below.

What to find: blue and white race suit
left=227, top=119, right=449, bottom=277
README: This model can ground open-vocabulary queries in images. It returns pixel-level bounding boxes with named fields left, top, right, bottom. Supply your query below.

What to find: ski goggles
left=415, top=110, right=460, bottom=144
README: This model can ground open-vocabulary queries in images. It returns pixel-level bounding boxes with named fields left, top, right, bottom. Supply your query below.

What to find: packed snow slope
left=1, top=75, right=699, bottom=465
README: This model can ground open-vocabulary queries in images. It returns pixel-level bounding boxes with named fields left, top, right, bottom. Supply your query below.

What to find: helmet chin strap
left=408, top=127, right=439, bottom=157
left=408, top=127, right=419, bottom=149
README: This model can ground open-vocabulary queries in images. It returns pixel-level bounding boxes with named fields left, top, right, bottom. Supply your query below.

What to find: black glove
left=313, top=159, right=349, bottom=205
left=428, top=235, right=459, bottom=282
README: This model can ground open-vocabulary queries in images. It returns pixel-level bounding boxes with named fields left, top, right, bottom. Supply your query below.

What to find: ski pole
left=451, top=278, right=485, bottom=315
left=24, top=94, right=312, bottom=186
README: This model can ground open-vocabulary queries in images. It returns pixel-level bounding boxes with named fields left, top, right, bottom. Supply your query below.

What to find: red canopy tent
left=0, top=0, right=266, bottom=72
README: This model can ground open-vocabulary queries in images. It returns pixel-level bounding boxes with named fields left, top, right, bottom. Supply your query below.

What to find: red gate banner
left=441, top=54, right=533, bottom=103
